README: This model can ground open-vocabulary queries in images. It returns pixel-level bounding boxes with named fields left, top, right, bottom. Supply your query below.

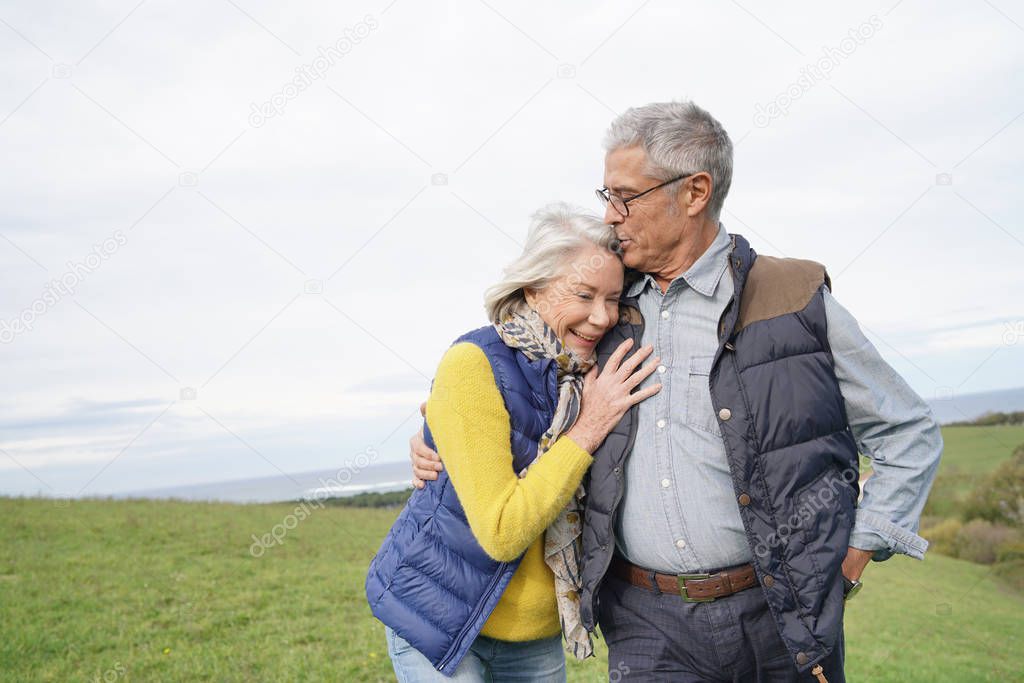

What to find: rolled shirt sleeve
left=823, top=290, right=943, bottom=561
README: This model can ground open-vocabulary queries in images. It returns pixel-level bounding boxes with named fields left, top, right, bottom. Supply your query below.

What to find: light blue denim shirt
left=615, top=224, right=942, bottom=573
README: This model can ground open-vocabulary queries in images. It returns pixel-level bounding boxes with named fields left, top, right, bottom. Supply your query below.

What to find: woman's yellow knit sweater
left=424, top=342, right=593, bottom=642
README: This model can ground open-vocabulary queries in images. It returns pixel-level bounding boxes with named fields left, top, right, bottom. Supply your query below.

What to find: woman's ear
left=523, top=287, right=537, bottom=309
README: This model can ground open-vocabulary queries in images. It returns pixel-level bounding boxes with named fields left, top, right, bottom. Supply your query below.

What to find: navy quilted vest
left=578, top=234, right=859, bottom=674
left=365, top=325, right=558, bottom=675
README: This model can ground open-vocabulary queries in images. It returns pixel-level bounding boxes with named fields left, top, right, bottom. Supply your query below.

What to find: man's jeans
left=598, top=574, right=845, bottom=682
left=384, top=626, right=565, bottom=682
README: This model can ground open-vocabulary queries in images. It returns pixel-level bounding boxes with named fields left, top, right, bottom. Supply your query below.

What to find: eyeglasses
left=595, top=173, right=694, bottom=217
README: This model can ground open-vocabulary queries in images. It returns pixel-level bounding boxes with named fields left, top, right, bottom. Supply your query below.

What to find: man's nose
left=603, top=203, right=623, bottom=226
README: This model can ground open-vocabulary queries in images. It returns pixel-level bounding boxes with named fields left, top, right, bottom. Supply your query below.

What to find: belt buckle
left=676, top=573, right=714, bottom=602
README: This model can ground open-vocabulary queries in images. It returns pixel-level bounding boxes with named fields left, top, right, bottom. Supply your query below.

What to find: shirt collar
left=626, top=223, right=732, bottom=298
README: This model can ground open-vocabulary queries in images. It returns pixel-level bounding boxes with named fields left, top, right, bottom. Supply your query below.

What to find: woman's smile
left=568, top=327, right=600, bottom=348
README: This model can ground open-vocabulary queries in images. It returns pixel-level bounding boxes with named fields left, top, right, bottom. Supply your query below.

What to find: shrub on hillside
left=954, top=520, right=1020, bottom=565
left=949, top=411, right=1024, bottom=427
left=996, top=541, right=1024, bottom=563
left=962, top=445, right=1024, bottom=527
left=921, top=518, right=963, bottom=557
left=318, top=489, right=413, bottom=508
left=992, top=560, right=1024, bottom=592
left=922, top=518, right=1021, bottom=564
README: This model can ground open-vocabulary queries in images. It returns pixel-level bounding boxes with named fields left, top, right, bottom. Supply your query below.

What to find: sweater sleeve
left=425, top=342, right=593, bottom=562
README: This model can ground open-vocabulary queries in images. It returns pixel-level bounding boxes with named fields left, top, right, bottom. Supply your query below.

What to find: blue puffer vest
left=578, top=234, right=860, bottom=675
left=365, top=325, right=559, bottom=675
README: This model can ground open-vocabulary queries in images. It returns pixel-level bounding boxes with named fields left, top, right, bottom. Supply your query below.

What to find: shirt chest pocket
left=685, top=355, right=721, bottom=436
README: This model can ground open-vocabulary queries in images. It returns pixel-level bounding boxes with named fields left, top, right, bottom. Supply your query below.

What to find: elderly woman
left=365, top=204, right=661, bottom=681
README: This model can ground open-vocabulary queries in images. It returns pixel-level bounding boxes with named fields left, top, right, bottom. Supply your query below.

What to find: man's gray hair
left=604, top=101, right=733, bottom=221
left=484, top=203, right=620, bottom=324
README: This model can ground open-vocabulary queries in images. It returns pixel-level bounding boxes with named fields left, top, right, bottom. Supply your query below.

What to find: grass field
left=917, top=425, right=1024, bottom=517
left=2, top=426, right=1022, bottom=682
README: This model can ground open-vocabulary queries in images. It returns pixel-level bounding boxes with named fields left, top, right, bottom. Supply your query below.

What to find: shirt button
left=661, top=478, right=671, bottom=488
left=718, top=408, right=732, bottom=421
left=656, top=419, right=666, bottom=429
left=657, top=365, right=667, bottom=374
left=661, top=310, right=670, bottom=320
left=796, top=652, right=810, bottom=666
left=675, top=539, right=686, bottom=549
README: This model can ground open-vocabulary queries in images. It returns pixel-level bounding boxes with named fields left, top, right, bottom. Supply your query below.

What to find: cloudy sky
left=1, top=0, right=1022, bottom=498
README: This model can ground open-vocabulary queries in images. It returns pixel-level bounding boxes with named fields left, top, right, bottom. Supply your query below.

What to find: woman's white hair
left=484, top=203, right=620, bottom=324
left=604, top=100, right=733, bottom=221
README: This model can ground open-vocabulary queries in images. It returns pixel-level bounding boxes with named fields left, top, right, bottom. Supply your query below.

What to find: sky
left=1, top=0, right=1022, bottom=498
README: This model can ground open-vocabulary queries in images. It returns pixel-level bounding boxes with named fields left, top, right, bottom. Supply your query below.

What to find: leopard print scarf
left=495, top=301, right=595, bottom=660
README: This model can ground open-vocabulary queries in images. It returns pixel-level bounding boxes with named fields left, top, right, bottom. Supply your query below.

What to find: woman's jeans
left=385, top=626, right=565, bottom=682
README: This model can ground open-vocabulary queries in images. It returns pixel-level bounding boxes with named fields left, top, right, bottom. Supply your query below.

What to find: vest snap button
left=718, top=408, right=732, bottom=421
left=763, top=574, right=775, bottom=588
left=796, top=652, right=809, bottom=666
left=738, top=493, right=751, bottom=506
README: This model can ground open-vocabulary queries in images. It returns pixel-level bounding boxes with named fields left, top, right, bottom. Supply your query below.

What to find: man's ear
left=685, top=172, right=713, bottom=217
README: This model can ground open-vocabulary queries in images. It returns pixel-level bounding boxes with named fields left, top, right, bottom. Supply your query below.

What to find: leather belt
left=610, top=555, right=758, bottom=602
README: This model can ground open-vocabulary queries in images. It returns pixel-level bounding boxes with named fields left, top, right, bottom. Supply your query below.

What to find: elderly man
left=410, top=101, right=941, bottom=682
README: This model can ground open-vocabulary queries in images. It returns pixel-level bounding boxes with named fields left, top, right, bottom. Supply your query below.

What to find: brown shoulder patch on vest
left=735, top=256, right=830, bottom=334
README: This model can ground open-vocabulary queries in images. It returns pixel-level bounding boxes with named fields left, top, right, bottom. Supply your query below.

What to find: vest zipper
left=592, top=304, right=645, bottom=608
left=435, top=562, right=509, bottom=672
left=716, top=265, right=831, bottom=681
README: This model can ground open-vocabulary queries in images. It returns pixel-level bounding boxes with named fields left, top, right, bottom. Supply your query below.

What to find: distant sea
left=119, top=460, right=413, bottom=505
left=926, top=385, right=1024, bottom=425
left=119, top=386, right=1024, bottom=505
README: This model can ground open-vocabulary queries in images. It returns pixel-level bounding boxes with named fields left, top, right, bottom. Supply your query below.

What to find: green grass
left=2, top=425, right=1022, bottom=682
left=918, top=425, right=1024, bottom=517
left=938, top=425, right=1024, bottom=475
left=0, top=498, right=1020, bottom=682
